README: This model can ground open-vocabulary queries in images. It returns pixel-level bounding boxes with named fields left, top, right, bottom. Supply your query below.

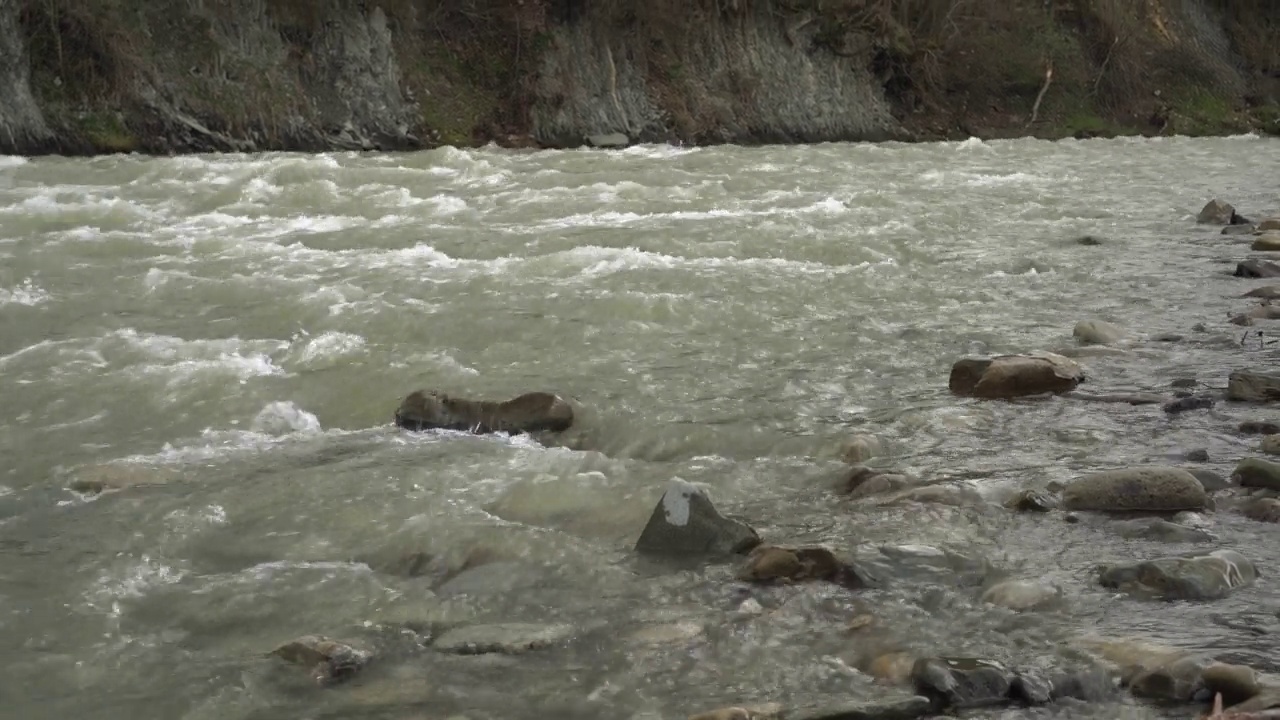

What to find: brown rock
left=949, top=352, right=1084, bottom=399
left=394, top=389, right=574, bottom=434
left=1062, top=466, right=1207, bottom=512
left=1259, top=218, right=1280, bottom=232
left=1197, top=199, right=1236, bottom=224
left=1227, top=371, right=1280, bottom=403
left=737, top=545, right=870, bottom=589
left=1253, top=232, right=1280, bottom=252
left=1241, top=498, right=1280, bottom=523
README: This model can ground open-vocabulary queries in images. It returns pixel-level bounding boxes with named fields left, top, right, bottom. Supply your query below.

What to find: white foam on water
left=0, top=278, right=50, bottom=306
left=392, top=350, right=480, bottom=376
left=425, top=194, right=468, bottom=215
left=89, top=555, right=185, bottom=608
left=291, top=330, right=367, bottom=369
left=101, top=328, right=289, bottom=386
left=142, top=267, right=195, bottom=291
left=0, top=155, right=29, bottom=169
left=164, top=504, right=229, bottom=535
left=249, top=401, right=323, bottom=436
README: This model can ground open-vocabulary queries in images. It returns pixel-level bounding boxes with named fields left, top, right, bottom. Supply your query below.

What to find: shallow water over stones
left=1, top=136, right=1279, bottom=720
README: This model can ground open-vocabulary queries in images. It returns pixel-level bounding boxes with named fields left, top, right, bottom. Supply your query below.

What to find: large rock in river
left=1235, top=259, right=1280, bottom=278
left=635, top=479, right=761, bottom=556
left=949, top=352, right=1084, bottom=399
left=1232, top=457, right=1280, bottom=491
left=1197, top=199, right=1237, bottom=225
left=1227, top=370, right=1280, bottom=402
left=394, top=389, right=574, bottom=434
left=1062, top=466, right=1207, bottom=512
left=1097, top=549, right=1257, bottom=600
left=1252, top=232, right=1280, bottom=252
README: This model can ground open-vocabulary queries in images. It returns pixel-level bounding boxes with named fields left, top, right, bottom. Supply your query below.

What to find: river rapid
left=1, top=136, right=1278, bottom=720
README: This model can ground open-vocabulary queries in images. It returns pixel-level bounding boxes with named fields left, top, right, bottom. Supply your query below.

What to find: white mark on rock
left=661, top=479, right=696, bottom=527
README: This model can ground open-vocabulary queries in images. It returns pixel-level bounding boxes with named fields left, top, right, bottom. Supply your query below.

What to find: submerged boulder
left=841, top=465, right=917, bottom=499
left=980, top=579, right=1061, bottom=611
left=1062, top=466, right=1207, bottom=512
left=1128, top=657, right=1260, bottom=706
left=839, top=433, right=884, bottom=463
left=1228, top=371, right=1280, bottom=403
left=1073, top=319, right=1124, bottom=345
left=949, top=352, right=1084, bottom=399
left=1241, top=497, right=1280, bottom=523
left=272, top=635, right=372, bottom=685
left=394, top=389, right=574, bottom=434
left=635, top=479, right=760, bottom=556
left=1260, top=218, right=1280, bottom=232
left=432, top=622, right=574, bottom=655
left=1097, top=549, right=1257, bottom=600
left=1109, top=518, right=1215, bottom=543
left=1243, top=285, right=1280, bottom=299
left=1262, top=435, right=1280, bottom=455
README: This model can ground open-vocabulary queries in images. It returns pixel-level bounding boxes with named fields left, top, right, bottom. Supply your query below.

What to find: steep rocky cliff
left=0, top=0, right=1276, bottom=156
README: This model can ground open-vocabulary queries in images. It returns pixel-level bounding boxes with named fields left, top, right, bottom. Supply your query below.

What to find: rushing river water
left=1, top=135, right=1279, bottom=720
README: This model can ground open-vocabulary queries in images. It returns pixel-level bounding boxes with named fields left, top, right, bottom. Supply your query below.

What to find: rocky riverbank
left=0, top=0, right=1277, bottom=156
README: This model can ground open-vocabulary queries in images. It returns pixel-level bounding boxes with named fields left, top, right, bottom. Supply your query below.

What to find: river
left=1, top=135, right=1278, bottom=720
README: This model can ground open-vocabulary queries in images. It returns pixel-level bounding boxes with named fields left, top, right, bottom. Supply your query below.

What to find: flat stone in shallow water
left=432, top=623, right=574, bottom=655
left=949, top=352, right=1084, bottom=399
left=1062, top=466, right=1207, bottom=512
left=1110, top=518, right=1215, bottom=543
left=1098, top=549, right=1257, bottom=600
left=1229, top=371, right=1280, bottom=402
left=1253, top=233, right=1280, bottom=251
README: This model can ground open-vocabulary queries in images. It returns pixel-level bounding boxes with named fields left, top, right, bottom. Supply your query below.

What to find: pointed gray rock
left=635, top=479, right=760, bottom=556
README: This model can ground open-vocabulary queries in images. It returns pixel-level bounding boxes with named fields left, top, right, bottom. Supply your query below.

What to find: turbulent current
left=1, top=136, right=1278, bottom=720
